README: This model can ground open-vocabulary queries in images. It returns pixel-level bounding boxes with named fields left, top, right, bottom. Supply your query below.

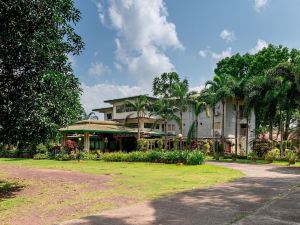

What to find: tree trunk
left=212, top=107, right=215, bottom=153
left=221, top=99, right=225, bottom=155
left=164, top=120, right=167, bottom=150
left=284, top=112, right=290, bottom=141
left=180, top=110, right=183, bottom=150
left=137, top=112, right=140, bottom=140
left=246, top=116, right=249, bottom=155
left=235, top=99, right=239, bottom=155
left=279, top=109, right=284, bottom=157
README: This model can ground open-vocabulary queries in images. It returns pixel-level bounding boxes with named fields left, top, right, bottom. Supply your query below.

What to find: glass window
left=106, top=113, right=112, bottom=120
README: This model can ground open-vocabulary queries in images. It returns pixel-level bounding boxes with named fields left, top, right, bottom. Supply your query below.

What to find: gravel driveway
left=60, top=162, right=300, bottom=225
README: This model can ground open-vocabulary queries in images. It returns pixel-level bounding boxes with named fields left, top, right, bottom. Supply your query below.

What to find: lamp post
left=178, top=133, right=183, bottom=150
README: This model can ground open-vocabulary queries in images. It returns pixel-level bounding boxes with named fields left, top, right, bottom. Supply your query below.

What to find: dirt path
left=60, top=162, right=300, bottom=225
left=0, top=164, right=135, bottom=225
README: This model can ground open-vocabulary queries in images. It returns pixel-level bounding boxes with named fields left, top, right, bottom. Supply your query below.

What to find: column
left=83, top=132, right=90, bottom=152
left=62, top=133, right=67, bottom=146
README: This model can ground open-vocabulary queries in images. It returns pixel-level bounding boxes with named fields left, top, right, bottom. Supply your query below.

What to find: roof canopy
left=59, top=120, right=138, bottom=134
left=103, top=95, right=157, bottom=104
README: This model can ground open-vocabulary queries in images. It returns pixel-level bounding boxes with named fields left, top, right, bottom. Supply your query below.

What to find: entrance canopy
left=59, top=120, right=138, bottom=134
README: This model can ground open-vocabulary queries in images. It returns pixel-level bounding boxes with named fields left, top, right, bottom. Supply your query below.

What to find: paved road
left=60, top=162, right=300, bottom=225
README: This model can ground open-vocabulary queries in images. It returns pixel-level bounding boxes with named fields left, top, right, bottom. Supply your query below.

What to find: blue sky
left=72, top=0, right=300, bottom=113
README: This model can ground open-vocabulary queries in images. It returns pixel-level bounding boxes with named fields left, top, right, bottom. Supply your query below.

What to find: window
left=127, top=123, right=138, bottom=128
left=162, top=124, right=165, bottom=132
left=168, top=124, right=172, bottom=131
left=172, top=124, right=175, bottom=131
left=116, top=104, right=135, bottom=113
left=214, top=122, right=221, bottom=129
left=106, top=113, right=112, bottom=120
left=144, top=123, right=153, bottom=129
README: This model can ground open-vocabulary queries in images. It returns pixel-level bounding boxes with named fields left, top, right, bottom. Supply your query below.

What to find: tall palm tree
left=205, top=75, right=233, bottom=154
left=82, top=111, right=99, bottom=120
left=126, top=95, right=148, bottom=140
left=187, top=94, right=209, bottom=144
left=152, top=99, right=179, bottom=149
left=172, top=80, right=189, bottom=149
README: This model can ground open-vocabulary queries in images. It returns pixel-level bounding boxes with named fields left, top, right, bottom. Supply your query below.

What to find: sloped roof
left=59, top=120, right=138, bottom=134
left=104, top=95, right=157, bottom=103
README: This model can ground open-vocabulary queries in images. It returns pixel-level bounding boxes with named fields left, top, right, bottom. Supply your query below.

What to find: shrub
left=82, top=152, right=98, bottom=160
left=64, top=140, right=77, bottom=154
left=137, top=139, right=148, bottom=151
left=186, top=151, right=205, bottom=165
left=285, top=150, right=297, bottom=165
left=101, top=150, right=205, bottom=165
left=265, top=148, right=280, bottom=163
left=33, top=153, right=49, bottom=160
left=36, top=144, right=48, bottom=154
left=203, top=142, right=210, bottom=155
left=247, top=151, right=258, bottom=161
left=55, top=152, right=71, bottom=161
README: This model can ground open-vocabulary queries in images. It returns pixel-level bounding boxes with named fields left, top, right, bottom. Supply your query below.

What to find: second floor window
left=116, top=104, right=135, bottom=113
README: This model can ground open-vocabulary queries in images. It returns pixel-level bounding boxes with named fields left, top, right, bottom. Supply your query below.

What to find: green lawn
left=0, top=158, right=243, bottom=224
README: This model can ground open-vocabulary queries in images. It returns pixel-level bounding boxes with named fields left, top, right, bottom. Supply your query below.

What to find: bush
left=0, top=149, right=34, bottom=158
left=33, top=153, right=49, bottom=160
left=63, top=140, right=77, bottom=154
left=265, top=148, right=280, bottom=163
left=101, top=150, right=205, bottom=165
left=247, top=151, right=258, bottom=161
left=285, top=150, right=297, bottom=165
left=55, top=152, right=71, bottom=161
left=82, top=152, right=99, bottom=160
left=36, top=144, right=48, bottom=154
left=203, top=142, right=210, bottom=155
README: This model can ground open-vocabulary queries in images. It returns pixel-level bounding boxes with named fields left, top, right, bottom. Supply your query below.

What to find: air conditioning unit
left=212, top=129, right=221, bottom=137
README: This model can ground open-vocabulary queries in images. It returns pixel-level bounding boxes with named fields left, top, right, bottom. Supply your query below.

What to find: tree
left=126, top=95, right=148, bottom=140
left=205, top=75, right=233, bottom=154
left=82, top=112, right=99, bottom=120
left=0, top=0, right=84, bottom=148
left=152, top=72, right=180, bottom=98
left=187, top=94, right=209, bottom=143
left=151, top=99, right=179, bottom=149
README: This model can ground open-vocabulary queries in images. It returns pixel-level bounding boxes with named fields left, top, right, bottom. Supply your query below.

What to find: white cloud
left=189, top=85, right=205, bottom=93
left=88, top=62, right=110, bottom=77
left=250, top=39, right=268, bottom=54
left=220, top=29, right=236, bottom=42
left=255, top=0, right=269, bottom=12
left=96, top=1, right=105, bottom=24
left=99, top=0, right=183, bottom=88
left=199, top=47, right=232, bottom=60
left=80, top=83, right=144, bottom=117
left=211, top=47, right=232, bottom=60
left=198, top=50, right=207, bottom=58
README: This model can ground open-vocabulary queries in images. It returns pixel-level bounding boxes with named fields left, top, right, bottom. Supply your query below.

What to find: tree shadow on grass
left=0, top=179, right=25, bottom=201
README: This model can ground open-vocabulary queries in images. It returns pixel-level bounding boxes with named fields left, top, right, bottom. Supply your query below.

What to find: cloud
left=81, top=83, right=144, bottom=117
left=189, top=85, right=205, bottom=93
left=220, top=29, right=236, bottom=42
left=99, top=0, right=183, bottom=88
left=199, top=47, right=232, bottom=60
left=88, top=62, right=110, bottom=77
left=254, top=0, right=269, bottom=12
left=250, top=39, right=268, bottom=54
left=198, top=50, right=207, bottom=58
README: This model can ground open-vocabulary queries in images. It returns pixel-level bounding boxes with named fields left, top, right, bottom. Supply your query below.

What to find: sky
left=71, top=0, right=300, bottom=114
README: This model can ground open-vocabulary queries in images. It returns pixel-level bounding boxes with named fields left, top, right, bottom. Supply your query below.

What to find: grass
left=0, top=158, right=243, bottom=224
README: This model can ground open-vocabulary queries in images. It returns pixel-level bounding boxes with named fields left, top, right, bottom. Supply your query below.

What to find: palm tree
left=82, top=111, right=99, bottom=120
left=172, top=80, right=189, bottom=149
left=187, top=94, right=209, bottom=145
left=151, top=99, right=179, bottom=149
left=126, top=95, right=148, bottom=140
left=205, top=75, right=233, bottom=155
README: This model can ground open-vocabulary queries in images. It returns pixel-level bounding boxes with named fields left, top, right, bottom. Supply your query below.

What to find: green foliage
left=36, top=144, right=48, bottom=154
left=82, top=152, right=99, bottom=160
left=285, top=149, right=297, bottom=165
left=152, top=72, right=181, bottom=98
left=247, top=151, right=258, bottom=161
left=0, top=149, right=34, bottom=158
left=33, top=153, right=49, bottom=160
left=137, top=139, right=149, bottom=151
left=203, top=142, right=211, bottom=155
left=102, top=150, right=205, bottom=165
left=0, top=0, right=84, bottom=148
left=265, top=148, right=280, bottom=162
left=54, top=152, right=71, bottom=161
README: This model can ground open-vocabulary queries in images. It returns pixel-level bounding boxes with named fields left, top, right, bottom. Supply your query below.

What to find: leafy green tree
left=0, top=0, right=84, bottom=148
left=82, top=112, right=99, bottom=120
left=152, top=72, right=180, bottom=98
left=126, top=95, right=149, bottom=140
